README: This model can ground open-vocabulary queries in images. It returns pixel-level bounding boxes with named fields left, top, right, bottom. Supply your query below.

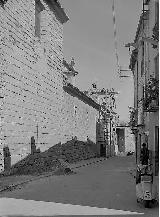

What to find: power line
left=112, top=0, right=120, bottom=75
left=112, top=0, right=132, bottom=78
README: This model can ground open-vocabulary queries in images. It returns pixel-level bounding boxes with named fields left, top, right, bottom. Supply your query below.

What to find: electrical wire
left=112, top=0, right=121, bottom=75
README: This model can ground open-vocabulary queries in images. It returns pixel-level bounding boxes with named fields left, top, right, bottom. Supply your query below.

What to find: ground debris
left=1, top=139, right=97, bottom=177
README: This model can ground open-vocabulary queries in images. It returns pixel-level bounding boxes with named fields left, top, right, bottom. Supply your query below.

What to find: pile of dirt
left=2, top=139, right=97, bottom=176
left=8, top=153, right=61, bottom=176
left=61, top=140, right=97, bottom=163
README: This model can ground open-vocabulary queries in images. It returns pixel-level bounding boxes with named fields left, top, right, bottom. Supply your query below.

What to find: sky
left=60, top=0, right=142, bottom=122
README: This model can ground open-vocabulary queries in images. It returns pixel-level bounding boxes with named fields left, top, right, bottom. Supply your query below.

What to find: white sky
left=60, top=0, right=142, bottom=121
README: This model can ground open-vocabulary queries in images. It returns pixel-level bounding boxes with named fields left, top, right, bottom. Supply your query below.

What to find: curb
left=70, top=158, right=106, bottom=169
left=0, top=158, right=106, bottom=193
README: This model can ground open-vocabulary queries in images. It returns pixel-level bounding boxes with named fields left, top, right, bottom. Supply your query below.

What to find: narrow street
left=0, top=156, right=158, bottom=217
left=0, top=0, right=159, bottom=216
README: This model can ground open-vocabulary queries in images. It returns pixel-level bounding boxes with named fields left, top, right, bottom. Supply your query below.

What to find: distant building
left=84, top=86, right=119, bottom=157
left=116, top=123, right=135, bottom=155
left=62, top=63, right=100, bottom=149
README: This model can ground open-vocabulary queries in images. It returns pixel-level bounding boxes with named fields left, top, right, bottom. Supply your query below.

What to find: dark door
left=135, top=136, right=138, bottom=164
left=116, top=128, right=125, bottom=152
left=155, top=126, right=159, bottom=175
left=100, top=143, right=106, bottom=157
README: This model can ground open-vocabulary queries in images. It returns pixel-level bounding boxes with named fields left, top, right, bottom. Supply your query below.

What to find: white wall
left=0, top=0, right=98, bottom=166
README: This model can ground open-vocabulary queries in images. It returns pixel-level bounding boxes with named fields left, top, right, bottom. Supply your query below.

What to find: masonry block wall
left=61, top=91, right=98, bottom=144
left=0, top=0, right=36, bottom=166
left=0, top=0, right=98, bottom=169
left=0, top=0, right=65, bottom=166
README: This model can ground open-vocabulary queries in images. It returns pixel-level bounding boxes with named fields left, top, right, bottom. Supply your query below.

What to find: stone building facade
left=84, top=86, right=119, bottom=157
left=63, top=83, right=99, bottom=145
left=129, top=0, right=159, bottom=176
left=0, top=0, right=100, bottom=170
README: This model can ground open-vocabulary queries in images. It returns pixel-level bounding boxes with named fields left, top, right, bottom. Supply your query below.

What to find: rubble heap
left=2, top=139, right=97, bottom=176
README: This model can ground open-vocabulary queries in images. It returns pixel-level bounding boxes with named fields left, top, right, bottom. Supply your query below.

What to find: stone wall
left=61, top=91, right=98, bottom=144
left=1, top=0, right=37, bottom=165
left=0, top=0, right=99, bottom=169
left=0, top=0, right=65, bottom=166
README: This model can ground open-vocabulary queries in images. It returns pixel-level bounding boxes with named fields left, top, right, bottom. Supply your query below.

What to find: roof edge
left=45, top=0, right=69, bottom=24
left=63, top=83, right=101, bottom=111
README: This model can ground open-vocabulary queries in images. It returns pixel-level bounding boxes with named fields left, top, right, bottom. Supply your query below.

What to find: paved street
left=0, top=156, right=158, bottom=217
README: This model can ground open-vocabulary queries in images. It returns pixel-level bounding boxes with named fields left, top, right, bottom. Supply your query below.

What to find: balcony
left=143, top=76, right=159, bottom=112
left=152, top=22, right=159, bottom=49
left=129, top=108, right=138, bottom=134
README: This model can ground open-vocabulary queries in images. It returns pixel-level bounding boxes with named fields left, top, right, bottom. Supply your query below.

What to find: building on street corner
left=129, top=0, right=159, bottom=190
left=84, top=85, right=119, bottom=157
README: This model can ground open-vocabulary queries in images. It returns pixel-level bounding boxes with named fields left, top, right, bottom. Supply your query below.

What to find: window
left=142, top=86, right=145, bottom=101
left=154, top=54, right=159, bottom=80
left=135, top=61, right=138, bottom=108
left=155, top=126, right=159, bottom=175
left=141, top=60, right=144, bottom=77
left=155, top=1, right=159, bottom=24
left=139, top=134, right=141, bottom=147
left=35, top=0, right=44, bottom=38
left=141, top=42, right=145, bottom=77
left=142, top=41, right=145, bottom=58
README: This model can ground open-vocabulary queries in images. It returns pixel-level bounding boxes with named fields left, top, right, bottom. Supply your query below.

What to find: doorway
left=100, top=143, right=106, bottom=157
left=155, top=126, right=159, bottom=175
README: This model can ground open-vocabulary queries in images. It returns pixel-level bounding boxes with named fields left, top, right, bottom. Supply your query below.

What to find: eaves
left=63, top=83, right=101, bottom=111
left=45, top=0, right=69, bottom=24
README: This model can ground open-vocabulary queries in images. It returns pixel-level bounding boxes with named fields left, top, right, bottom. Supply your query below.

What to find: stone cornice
left=45, top=0, right=69, bottom=24
left=63, top=83, right=101, bottom=111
